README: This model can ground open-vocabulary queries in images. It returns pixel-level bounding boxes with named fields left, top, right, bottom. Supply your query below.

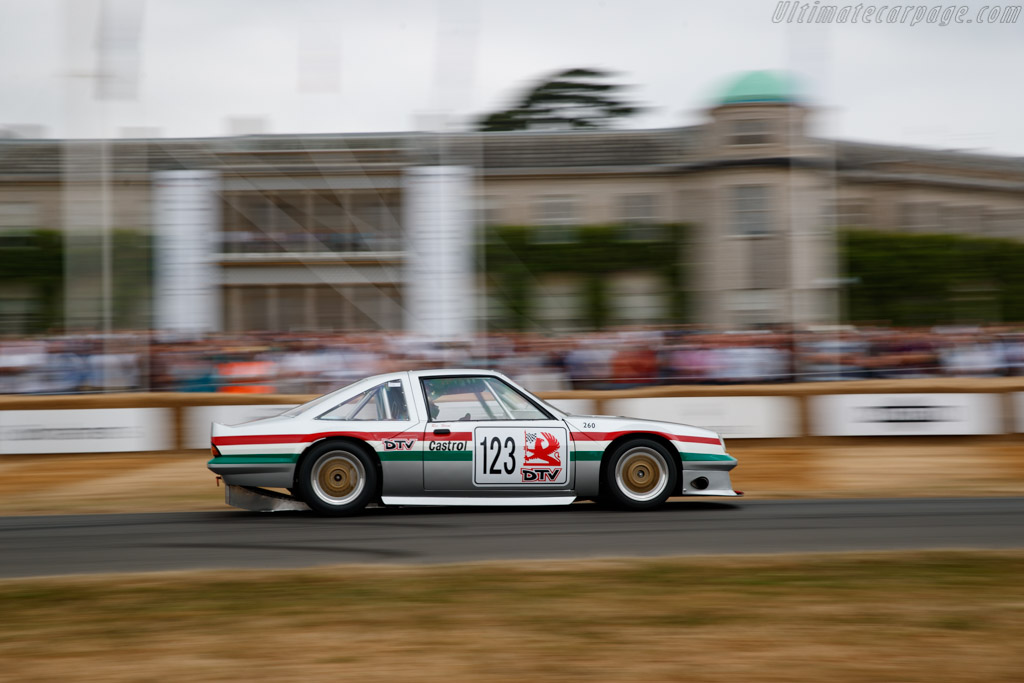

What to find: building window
left=311, top=192, right=354, bottom=251
left=732, top=185, right=772, bottom=236
left=608, top=273, right=667, bottom=325
left=618, top=194, right=665, bottom=241
left=0, top=202, right=39, bottom=230
left=984, top=209, right=1023, bottom=238
left=728, top=289, right=784, bottom=326
left=350, top=192, right=401, bottom=251
left=222, top=193, right=273, bottom=253
left=533, top=195, right=578, bottom=243
left=941, top=205, right=982, bottom=235
left=899, top=201, right=942, bottom=233
left=837, top=199, right=871, bottom=228
left=619, top=194, right=656, bottom=223
left=224, top=191, right=402, bottom=254
left=224, top=283, right=403, bottom=333
left=533, top=275, right=584, bottom=330
left=729, top=119, right=774, bottom=146
left=270, top=194, right=311, bottom=252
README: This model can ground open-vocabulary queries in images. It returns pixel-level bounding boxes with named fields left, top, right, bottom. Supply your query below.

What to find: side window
left=421, top=376, right=549, bottom=421
left=383, top=381, right=410, bottom=420
left=319, top=381, right=409, bottom=421
left=422, top=377, right=511, bottom=421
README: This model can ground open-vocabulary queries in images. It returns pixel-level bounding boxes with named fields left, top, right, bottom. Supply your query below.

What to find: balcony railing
left=220, top=231, right=404, bottom=254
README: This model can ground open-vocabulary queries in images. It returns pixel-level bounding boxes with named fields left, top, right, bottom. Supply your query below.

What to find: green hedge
left=842, top=229, right=1024, bottom=325
left=0, top=229, right=152, bottom=333
left=482, top=224, right=688, bottom=330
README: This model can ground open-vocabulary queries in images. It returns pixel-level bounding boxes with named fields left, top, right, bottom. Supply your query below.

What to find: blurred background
left=1, top=0, right=1023, bottom=396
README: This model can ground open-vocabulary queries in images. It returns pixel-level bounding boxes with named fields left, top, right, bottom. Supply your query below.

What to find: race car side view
left=208, top=368, right=740, bottom=515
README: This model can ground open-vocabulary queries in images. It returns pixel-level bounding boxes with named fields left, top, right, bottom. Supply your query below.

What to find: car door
left=420, top=375, right=573, bottom=494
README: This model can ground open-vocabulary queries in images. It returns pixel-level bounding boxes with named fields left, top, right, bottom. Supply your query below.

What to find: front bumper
left=681, top=458, right=739, bottom=496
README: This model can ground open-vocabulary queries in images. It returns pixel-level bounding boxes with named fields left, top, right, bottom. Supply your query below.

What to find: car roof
left=348, top=368, right=510, bottom=390
left=406, top=368, right=506, bottom=380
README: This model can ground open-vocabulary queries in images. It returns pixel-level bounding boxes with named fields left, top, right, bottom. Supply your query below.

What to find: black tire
left=296, top=441, right=378, bottom=517
left=602, top=439, right=678, bottom=511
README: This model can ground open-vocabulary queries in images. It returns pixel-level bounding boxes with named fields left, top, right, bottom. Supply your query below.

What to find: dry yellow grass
left=730, top=441, right=1024, bottom=498
left=0, top=453, right=223, bottom=515
left=1, top=440, right=1023, bottom=516
left=1, top=551, right=1022, bottom=682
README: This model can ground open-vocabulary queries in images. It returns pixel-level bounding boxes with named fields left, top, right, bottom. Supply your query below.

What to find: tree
left=476, top=68, right=643, bottom=132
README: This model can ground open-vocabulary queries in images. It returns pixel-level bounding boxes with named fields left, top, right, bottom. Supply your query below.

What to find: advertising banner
left=811, top=393, right=1001, bottom=436
left=0, top=408, right=172, bottom=454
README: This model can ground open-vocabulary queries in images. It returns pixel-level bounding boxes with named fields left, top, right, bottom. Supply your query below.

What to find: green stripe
left=211, top=449, right=734, bottom=466
left=378, top=451, right=474, bottom=462
left=575, top=451, right=603, bottom=461
left=424, top=451, right=472, bottom=462
left=682, top=452, right=736, bottom=462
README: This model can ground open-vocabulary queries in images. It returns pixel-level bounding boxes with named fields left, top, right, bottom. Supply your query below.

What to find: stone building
left=1, top=70, right=1023, bottom=334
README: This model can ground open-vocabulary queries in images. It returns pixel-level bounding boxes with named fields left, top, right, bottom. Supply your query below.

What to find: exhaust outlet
left=690, top=476, right=709, bottom=491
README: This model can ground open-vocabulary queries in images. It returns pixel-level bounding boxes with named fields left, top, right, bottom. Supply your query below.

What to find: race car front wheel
left=297, top=442, right=377, bottom=516
left=603, top=439, right=678, bottom=510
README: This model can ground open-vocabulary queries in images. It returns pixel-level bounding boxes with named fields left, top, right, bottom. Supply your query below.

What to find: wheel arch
left=598, top=432, right=682, bottom=497
left=294, top=435, right=384, bottom=500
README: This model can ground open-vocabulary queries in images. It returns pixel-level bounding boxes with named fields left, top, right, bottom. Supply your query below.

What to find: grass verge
left=1, top=551, right=1022, bottom=681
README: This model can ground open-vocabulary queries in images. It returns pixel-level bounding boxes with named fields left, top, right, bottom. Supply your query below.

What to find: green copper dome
left=717, top=70, right=802, bottom=105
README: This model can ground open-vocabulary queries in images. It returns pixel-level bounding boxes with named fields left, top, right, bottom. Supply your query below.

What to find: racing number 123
left=480, top=436, right=515, bottom=475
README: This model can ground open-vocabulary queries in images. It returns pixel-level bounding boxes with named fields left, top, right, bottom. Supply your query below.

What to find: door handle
left=433, top=428, right=451, bottom=435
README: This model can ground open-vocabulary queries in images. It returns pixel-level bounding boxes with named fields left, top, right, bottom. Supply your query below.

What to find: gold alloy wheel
left=614, top=447, right=668, bottom=502
left=311, top=451, right=366, bottom=506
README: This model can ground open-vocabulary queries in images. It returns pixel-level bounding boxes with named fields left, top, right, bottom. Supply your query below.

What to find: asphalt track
left=1, top=497, right=1023, bottom=578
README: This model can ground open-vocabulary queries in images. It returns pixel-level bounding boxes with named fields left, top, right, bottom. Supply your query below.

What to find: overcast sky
left=1, top=0, right=1022, bottom=155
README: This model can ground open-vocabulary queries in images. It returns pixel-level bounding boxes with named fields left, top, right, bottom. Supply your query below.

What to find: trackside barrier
left=2, top=379, right=1024, bottom=455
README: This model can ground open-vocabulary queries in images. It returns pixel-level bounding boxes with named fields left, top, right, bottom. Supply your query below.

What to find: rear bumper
left=208, top=460, right=296, bottom=488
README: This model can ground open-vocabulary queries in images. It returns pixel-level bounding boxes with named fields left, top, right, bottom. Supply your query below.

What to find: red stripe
left=215, top=429, right=720, bottom=448
left=213, top=430, right=414, bottom=446
left=570, top=430, right=720, bottom=445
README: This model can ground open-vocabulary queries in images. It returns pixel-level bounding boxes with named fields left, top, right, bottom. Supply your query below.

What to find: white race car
left=208, top=369, right=740, bottom=515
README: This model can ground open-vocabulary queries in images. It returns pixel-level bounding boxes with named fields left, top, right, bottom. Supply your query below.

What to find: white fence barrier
left=3, top=389, right=1022, bottom=455
left=604, top=396, right=799, bottom=439
left=811, top=393, right=1002, bottom=436
left=1014, top=393, right=1024, bottom=434
left=0, top=408, right=172, bottom=454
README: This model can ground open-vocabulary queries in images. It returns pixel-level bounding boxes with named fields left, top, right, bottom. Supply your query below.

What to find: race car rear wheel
left=297, top=442, right=377, bottom=516
left=603, top=439, right=678, bottom=510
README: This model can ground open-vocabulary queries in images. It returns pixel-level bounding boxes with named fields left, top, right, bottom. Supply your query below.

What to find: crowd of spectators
left=2, top=325, right=1024, bottom=395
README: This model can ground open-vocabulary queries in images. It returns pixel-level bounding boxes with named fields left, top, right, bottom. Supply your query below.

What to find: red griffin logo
left=523, top=432, right=561, bottom=466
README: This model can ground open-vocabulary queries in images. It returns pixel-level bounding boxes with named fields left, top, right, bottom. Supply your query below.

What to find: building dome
left=716, top=70, right=803, bottom=106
